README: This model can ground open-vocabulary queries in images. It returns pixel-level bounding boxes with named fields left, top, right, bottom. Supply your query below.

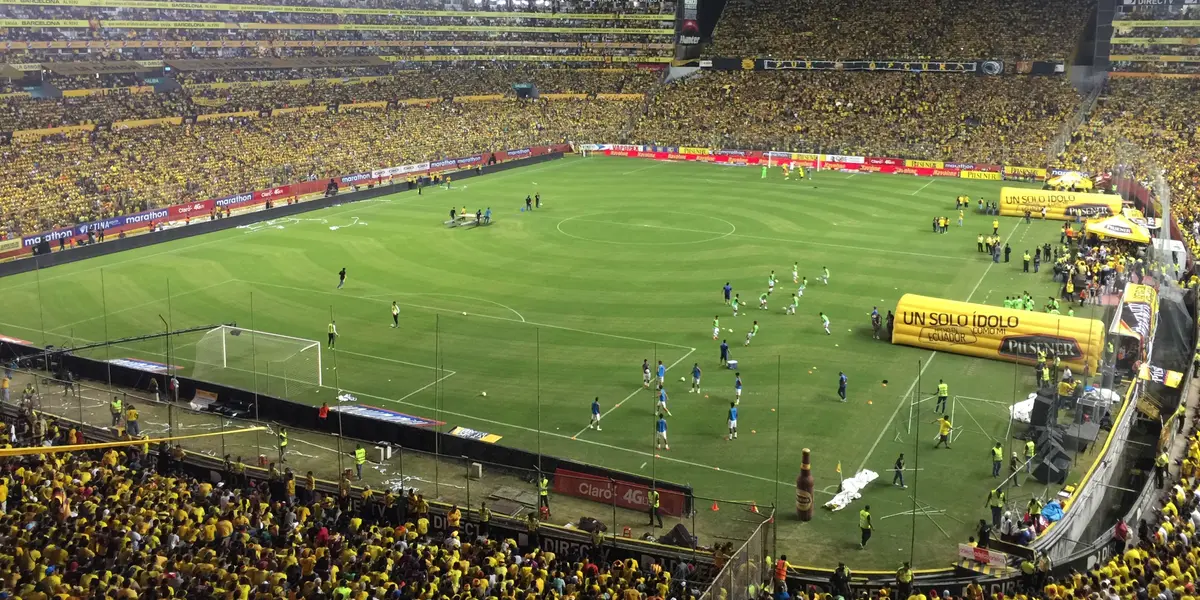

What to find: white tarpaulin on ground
left=824, top=469, right=878, bottom=511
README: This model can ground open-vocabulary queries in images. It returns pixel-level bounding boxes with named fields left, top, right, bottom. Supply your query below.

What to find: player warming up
left=657, top=385, right=672, bottom=416
left=792, top=263, right=799, bottom=284
left=655, top=414, right=669, bottom=450
left=727, top=402, right=738, bottom=440
left=713, top=316, right=721, bottom=340
left=786, top=293, right=798, bottom=315
left=642, top=359, right=652, bottom=389
left=391, top=302, right=400, bottom=328
left=723, top=282, right=732, bottom=305
left=657, top=361, right=666, bottom=387
left=798, top=277, right=808, bottom=297
left=768, top=271, right=776, bottom=295
left=744, top=321, right=759, bottom=346
left=734, top=372, right=743, bottom=405
left=337, top=267, right=347, bottom=289
left=820, top=312, right=831, bottom=335
left=589, top=397, right=602, bottom=430
left=691, top=363, right=702, bottom=393
left=820, top=266, right=830, bottom=285
left=759, top=292, right=769, bottom=310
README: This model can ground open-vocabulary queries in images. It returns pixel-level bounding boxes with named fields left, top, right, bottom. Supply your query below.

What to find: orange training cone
left=711, top=501, right=720, bottom=511
left=750, top=502, right=759, bottom=514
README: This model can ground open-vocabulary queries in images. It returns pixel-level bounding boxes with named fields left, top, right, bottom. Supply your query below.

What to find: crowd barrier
left=0, top=144, right=570, bottom=264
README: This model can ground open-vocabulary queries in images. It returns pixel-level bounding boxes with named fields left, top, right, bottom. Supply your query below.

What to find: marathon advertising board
left=891, top=294, right=1104, bottom=371
left=338, top=172, right=374, bottom=186
left=168, top=199, right=214, bottom=219
left=506, top=147, right=531, bottom=158
left=214, top=191, right=255, bottom=209
left=946, top=162, right=1002, bottom=172
left=22, top=225, right=78, bottom=248
left=553, top=467, right=687, bottom=517
left=867, top=157, right=903, bottom=166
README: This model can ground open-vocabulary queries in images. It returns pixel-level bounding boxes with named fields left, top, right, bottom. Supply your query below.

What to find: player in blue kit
left=727, top=402, right=738, bottom=440
left=720, top=340, right=730, bottom=366
left=657, top=361, right=666, bottom=387
left=655, top=414, right=669, bottom=450
left=691, top=363, right=702, bottom=393
left=838, top=371, right=848, bottom=403
left=657, top=385, right=672, bottom=416
left=734, top=373, right=743, bottom=405
left=589, top=397, right=602, bottom=430
left=723, top=282, right=732, bottom=305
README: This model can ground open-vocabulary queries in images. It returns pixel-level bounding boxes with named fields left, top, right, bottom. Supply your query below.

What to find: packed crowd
left=705, top=0, right=1091, bottom=61
left=630, top=71, right=1080, bottom=166
left=0, top=67, right=659, bottom=131
left=0, top=424, right=696, bottom=599
left=0, top=96, right=637, bottom=237
left=1054, top=78, right=1200, bottom=258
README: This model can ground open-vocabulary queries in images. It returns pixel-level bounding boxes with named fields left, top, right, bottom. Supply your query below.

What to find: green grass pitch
left=0, top=155, right=1105, bottom=566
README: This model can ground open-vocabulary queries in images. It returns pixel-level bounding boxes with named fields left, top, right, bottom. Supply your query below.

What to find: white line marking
left=846, top=173, right=858, bottom=179
left=855, top=220, right=1024, bottom=472
left=238, top=280, right=691, bottom=349
left=335, top=349, right=441, bottom=371
left=910, top=180, right=936, bottom=195
left=562, top=219, right=967, bottom=261
left=46, top=278, right=235, bottom=333
left=556, top=213, right=737, bottom=247
left=570, top=346, right=696, bottom=439
left=363, top=292, right=526, bottom=323
left=622, top=164, right=660, bottom=176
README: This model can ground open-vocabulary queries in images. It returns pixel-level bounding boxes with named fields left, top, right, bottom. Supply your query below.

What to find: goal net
left=191, top=325, right=323, bottom=398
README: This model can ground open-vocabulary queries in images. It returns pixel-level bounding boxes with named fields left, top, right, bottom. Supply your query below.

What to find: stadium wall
left=0, top=144, right=570, bottom=271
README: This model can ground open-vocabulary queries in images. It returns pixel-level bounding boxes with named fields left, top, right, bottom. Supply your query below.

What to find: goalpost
left=191, top=325, right=323, bottom=396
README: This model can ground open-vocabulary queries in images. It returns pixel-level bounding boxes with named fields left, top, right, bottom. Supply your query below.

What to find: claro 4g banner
left=998, top=188, right=1122, bottom=221
left=891, top=294, right=1105, bottom=371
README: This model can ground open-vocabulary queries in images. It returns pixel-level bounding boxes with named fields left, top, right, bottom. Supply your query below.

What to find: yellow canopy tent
left=1047, top=171, right=1094, bottom=190
left=1084, top=214, right=1151, bottom=244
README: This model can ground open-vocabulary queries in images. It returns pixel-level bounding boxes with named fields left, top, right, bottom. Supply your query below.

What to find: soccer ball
left=481, top=391, right=488, bottom=397
left=679, top=376, right=685, bottom=382
left=462, top=312, right=467, bottom=316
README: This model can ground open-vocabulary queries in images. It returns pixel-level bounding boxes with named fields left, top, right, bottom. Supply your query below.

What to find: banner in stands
left=679, top=146, right=711, bottom=155
left=0, top=19, right=90, bottom=27
left=1139, top=364, right=1183, bottom=388
left=1118, top=283, right=1159, bottom=350
left=906, top=159, right=944, bottom=169
left=998, top=187, right=1123, bottom=221
left=1110, top=54, right=1200, bottom=63
left=1113, top=37, right=1200, bottom=45
left=759, top=59, right=982, bottom=73
left=2, top=0, right=669, bottom=20
left=961, top=170, right=1002, bottom=180
left=891, top=294, right=1105, bottom=371
left=372, top=162, right=430, bottom=179
left=100, top=20, right=674, bottom=35
left=553, top=467, right=687, bottom=517
left=0, top=239, right=21, bottom=253
left=827, top=154, right=864, bottom=164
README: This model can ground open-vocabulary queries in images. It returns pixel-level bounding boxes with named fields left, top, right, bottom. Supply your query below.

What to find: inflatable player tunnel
left=891, top=294, right=1105, bottom=372
left=999, top=187, right=1122, bottom=221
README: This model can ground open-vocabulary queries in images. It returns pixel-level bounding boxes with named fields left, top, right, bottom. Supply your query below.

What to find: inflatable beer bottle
left=796, top=448, right=814, bottom=521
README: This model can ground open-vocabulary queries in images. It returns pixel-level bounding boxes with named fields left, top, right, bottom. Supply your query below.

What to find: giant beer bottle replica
left=796, top=448, right=814, bottom=521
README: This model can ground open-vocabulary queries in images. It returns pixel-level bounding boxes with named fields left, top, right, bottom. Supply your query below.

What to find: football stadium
left=0, top=0, right=1199, bottom=597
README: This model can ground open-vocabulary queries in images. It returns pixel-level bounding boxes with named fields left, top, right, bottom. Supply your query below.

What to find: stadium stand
left=705, top=0, right=1091, bottom=62
left=1111, top=4, right=1200, bottom=74
left=1056, top=78, right=1200, bottom=260
left=0, top=97, right=638, bottom=238
left=0, top=425, right=686, bottom=600
left=629, top=72, right=1081, bottom=166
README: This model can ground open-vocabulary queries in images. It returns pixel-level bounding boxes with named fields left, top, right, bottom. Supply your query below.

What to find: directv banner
left=1122, top=0, right=1200, bottom=5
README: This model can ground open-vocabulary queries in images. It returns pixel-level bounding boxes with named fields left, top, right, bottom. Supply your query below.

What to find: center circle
left=555, top=211, right=737, bottom=246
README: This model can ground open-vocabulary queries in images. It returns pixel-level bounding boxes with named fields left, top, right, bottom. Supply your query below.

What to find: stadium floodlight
left=192, top=325, right=323, bottom=393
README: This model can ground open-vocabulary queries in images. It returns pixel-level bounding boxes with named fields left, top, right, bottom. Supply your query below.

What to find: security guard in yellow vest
left=985, top=487, right=1005, bottom=527
left=479, top=501, right=492, bottom=538
left=1024, top=440, right=1036, bottom=475
left=859, top=505, right=872, bottom=549
left=109, top=396, right=123, bottom=427
left=1156, top=451, right=1170, bottom=489
left=1027, top=497, right=1042, bottom=522
left=1040, top=366, right=1051, bottom=389
left=895, top=562, right=914, bottom=600
left=538, top=475, right=550, bottom=510
left=936, top=380, right=949, bottom=413
left=991, top=442, right=1004, bottom=478
left=327, top=320, right=338, bottom=349
left=1194, top=349, right=1200, bottom=376
left=647, top=488, right=662, bottom=528
left=354, top=443, right=367, bottom=480
left=278, top=427, right=288, bottom=461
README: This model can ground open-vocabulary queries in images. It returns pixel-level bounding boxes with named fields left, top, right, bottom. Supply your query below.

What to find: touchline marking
left=364, top=292, right=526, bottom=323
left=237, top=280, right=692, bottom=350
left=855, top=220, right=1024, bottom=473
left=46, top=278, right=235, bottom=333
left=570, top=346, right=696, bottom=439
left=563, top=219, right=968, bottom=261
left=910, top=180, right=936, bottom=195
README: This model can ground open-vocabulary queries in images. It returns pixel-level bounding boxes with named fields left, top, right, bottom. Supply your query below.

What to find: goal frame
left=214, top=325, right=323, bottom=387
